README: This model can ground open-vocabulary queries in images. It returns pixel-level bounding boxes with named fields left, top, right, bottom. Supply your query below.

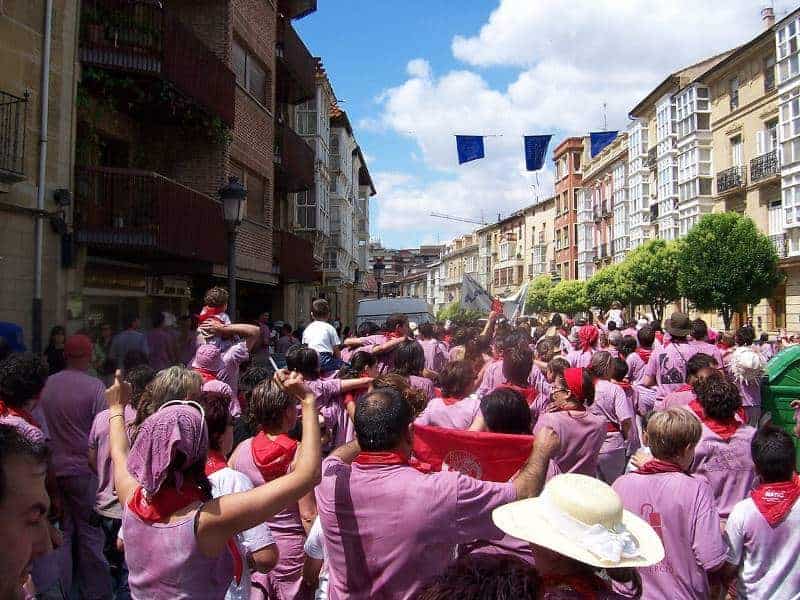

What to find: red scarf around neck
left=635, top=347, right=652, bottom=364
left=353, top=450, right=409, bottom=466
left=751, top=475, right=800, bottom=527
left=499, top=383, right=538, bottom=406
left=0, top=398, right=39, bottom=428
left=386, top=331, right=404, bottom=340
left=636, top=459, right=685, bottom=475
left=205, top=450, right=229, bottom=476
left=128, top=483, right=205, bottom=524
left=688, top=401, right=741, bottom=441
left=251, top=432, right=298, bottom=482
left=198, top=305, right=224, bottom=323
left=440, top=396, right=463, bottom=406
left=193, top=367, right=218, bottom=384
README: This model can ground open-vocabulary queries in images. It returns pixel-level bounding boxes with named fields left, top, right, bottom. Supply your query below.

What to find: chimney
left=762, top=5, right=776, bottom=29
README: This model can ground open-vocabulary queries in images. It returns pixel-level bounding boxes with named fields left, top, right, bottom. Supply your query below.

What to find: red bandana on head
left=688, top=401, right=741, bottom=442
left=563, top=368, right=585, bottom=401
left=0, top=397, right=39, bottom=428
left=251, top=432, right=298, bottom=482
left=578, top=325, right=598, bottom=353
left=751, top=474, right=800, bottom=527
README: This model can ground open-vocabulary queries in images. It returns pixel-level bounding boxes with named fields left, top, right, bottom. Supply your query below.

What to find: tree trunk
left=721, top=307, right=732, bottom=331
left=651, top=303, right=663, bottom=322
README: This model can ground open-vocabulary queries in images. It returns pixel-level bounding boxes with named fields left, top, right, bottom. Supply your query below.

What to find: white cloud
left=369, top=0, right=793, bottom=247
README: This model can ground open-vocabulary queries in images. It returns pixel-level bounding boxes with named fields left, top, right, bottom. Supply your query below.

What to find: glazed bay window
left=781, top=94, right=800, bottom=166
left=295, top=190, right=317, bottom=230
left=783, top=174, right=800, bottom=227
left=295, top=97, right=317, bottom=135
left=233, top=39, right=270, bottom=108
left=778, top=18, right=800, bottom=84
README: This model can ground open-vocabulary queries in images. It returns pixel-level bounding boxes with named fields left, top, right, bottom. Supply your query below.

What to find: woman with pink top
left=566, top=325, right=598, bottom=368
left=229, top=377, right=321, bottom=600
left=415, top=361, right=481, bottom=429
left=392, top=340, right=435, bottom=401
left=106, top=369, right=321, bottom=600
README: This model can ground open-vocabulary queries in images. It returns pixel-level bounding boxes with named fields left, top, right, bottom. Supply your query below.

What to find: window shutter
left=756, top=130, right=765, bottom=156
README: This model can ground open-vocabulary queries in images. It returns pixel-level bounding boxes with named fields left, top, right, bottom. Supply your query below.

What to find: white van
left=355, top=298, right=434, bottom=328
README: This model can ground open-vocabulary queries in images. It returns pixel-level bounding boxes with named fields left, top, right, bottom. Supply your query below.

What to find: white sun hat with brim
left=492, top=473, right=664, bottom=569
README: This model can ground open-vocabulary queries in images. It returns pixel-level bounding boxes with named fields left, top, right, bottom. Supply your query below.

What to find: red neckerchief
left=636, top=459, right=685, bottom=475
left=751, top=474, right=800, bottom=527
left=635, top=347, right=652, bottom=363
left=193, top=367, right=217, bottom=384
left=542, top=572, right=604, bottom=599
left=499, top=383, right=538, bottom=406
left=655, top=332, right=664, bottom=343
left=128, top=484, right=205, bottom=523
left=443, top=335, right=453, bottom=347
left=440, top=396, right=462, bottom=406
left=198, top=305, right=224, bottom=323
left=675, top=384, right=692, bottom=393
left=688, top=401, right=741, bottom=441
left=615, top=380, right=632, bottom=391
left=386, top=331, right=404, bottom=340
left=0, top=398, right=40, bottom=428
left=251, top=432, right=298, bottom=482
left=353, top=451, right=409, bottom=465
left=204, top=450, right=229, bottom=476
left=433, top=387, right=442, bottom=398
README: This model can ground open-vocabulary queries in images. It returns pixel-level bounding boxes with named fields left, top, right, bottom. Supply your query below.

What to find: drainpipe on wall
left=33, top=0, right=54, bottom=352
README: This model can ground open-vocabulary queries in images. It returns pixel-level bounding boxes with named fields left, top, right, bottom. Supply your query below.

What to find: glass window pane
left=232, top=41, right=246, bottom=87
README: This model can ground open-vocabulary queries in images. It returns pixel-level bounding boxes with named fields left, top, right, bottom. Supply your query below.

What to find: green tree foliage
left=621, top=239, right=681, bottom=322
left=547, top=280, right=589, bottom=316
left=676, top=213, right=782, bottom=330
left=435, top=302, right=485, bottom=324
left=525, top=275, right=554, bottom=314
left=586, top=265, right=632, bottom=311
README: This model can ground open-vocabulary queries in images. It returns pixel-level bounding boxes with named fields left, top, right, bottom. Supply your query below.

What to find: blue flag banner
left=456, top=135, right=485, bottom=164
left=523, top=135, right=551, bottom=171
left=461, top=274, right=493, bottom=312
left=590, top=131, right=619, bottom=157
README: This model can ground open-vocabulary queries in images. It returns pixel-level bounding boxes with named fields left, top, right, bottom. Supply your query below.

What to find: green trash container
left=762, top=345, right=800, bottom=468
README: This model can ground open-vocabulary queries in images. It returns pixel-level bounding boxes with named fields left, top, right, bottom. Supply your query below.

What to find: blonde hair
left=646, top=408, right=702, bottom=460
left=132, top=366, right=203, bottom=436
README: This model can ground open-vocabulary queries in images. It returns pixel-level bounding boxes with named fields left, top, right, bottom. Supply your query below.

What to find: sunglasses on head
left=158, top=399, right=206, bottom=422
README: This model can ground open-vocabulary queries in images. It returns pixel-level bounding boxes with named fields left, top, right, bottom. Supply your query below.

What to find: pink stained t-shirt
left=39, top=368, right=107, bottom=478
left=654, top=387, right=696, bottom=412
left=533, top=410, right=606, bottom=476
left=725, top=495, right=800, bottom=599
left=476, top=359, right=505, bottom=399
left=217, top=341, right=249, bottom=416
left=625, top=352, right=647, bottom=384
left=88, top=406, right=136, bottom=519
left=612, top=472, right=728, bottom=600
left=643, top=341, right=702, bottom=399
left=589, top=380, right=636, bottom=454
left=689, top=340, right=723, bottom=368
left=565, top=349, right=594, bottom=368
left=408, top=374, right=435, bottom=401
left=418, top=338, right=446, bottom=373
left=415, top=395, right=481, bottom=430
left=690, top=424, right=757, bottom=519
left=316, top=455, right=516, bottom=600
left=306, top=377, right=343, bottom=409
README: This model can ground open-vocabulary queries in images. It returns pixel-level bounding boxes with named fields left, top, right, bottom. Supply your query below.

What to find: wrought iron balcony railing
left=716, top=166, right=746, bottom=194
left=0, top=90, right=27, bottom=182
left=750, top=150, right=779, bottom=183
left=770, top=233, right=788, bottom=259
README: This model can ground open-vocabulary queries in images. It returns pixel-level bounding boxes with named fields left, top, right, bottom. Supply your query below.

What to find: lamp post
left=220, top=176, right=247, bottom=320
left=373, top=258, right=386, bottom=300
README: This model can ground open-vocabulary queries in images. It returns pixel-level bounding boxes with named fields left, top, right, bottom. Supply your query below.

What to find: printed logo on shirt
left=442, top=450, right=483, bottom=480
left=702, top=442, right=750, bottom=472
left=641, top=503, right=664, bottom=542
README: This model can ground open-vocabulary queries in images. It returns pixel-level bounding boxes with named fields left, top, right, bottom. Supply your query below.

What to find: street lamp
left=220, top=176, right=247, bottom=320
left=373, top=258, right=386, bottom=300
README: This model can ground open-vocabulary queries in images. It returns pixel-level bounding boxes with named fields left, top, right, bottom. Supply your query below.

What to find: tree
left=677, top=212, right=782, bottom=330
left=435, top=302, right=485, bottom=324
left=525, top=275, right=554, bottom=315
left=620, top=239, right=681, bottom=322
left=547, top=280, right=589, bottom=316
left=585, top=265, right=632, bottom=311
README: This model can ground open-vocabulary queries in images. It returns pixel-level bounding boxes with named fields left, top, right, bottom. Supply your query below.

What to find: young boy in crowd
left=302, top=299, right=345, bottom=374
left=499, top=347, right=549, bottom=424
left=197, top=287, right=232, bottom=351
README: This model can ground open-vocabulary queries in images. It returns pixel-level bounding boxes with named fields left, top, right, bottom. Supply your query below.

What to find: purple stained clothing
left=644, top=341, right=702, bottom=399
left=612, top=472, right=727, bottom=600
left=418, top=338, right=446, bottom=373
left=566, top=349, right=594, bottom=368
left=689, top=340, right=723, bottom=367
left=655, top=388, right=696, bottom=412
left=625, top=352, right=647, bottom=384
left=217, top=341, right=249, bottom=416
left=734, top=378, right=761, bottom=408
left=232, top=437, right=307, bottom=600
left=533, top=410, right=606, bottom=476
left=476, top=359, right=505, bottom=399
left=306, top=377, right=343, bottom=409
left=122, top=505, right=234, bottom=599
left=88, top=406, right=136, bottom=519
left=39, top=368, right=107, bottom=478
left=408, top=374, right=435, bottom=401
left=691, top=424, right=757, bottom=519
left=529, top=364, right=549, bottom=396
left=0, top=413, right=46, bottom=445
left=316, top=455, right=516, bottom=600
left=146, top=327, right=175, bottom=371
left=415, top=395, right=481, bottom=430
left=589, top=380, right=635, bottom=454
left=359, top=333, right=398, bottom=373
left=634, top=384, right=658, bottom=416
left=758, top=343, right=775, bottom=362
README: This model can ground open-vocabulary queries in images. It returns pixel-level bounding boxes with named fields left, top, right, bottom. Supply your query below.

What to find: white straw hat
left=493, top=474, right=664, bottom=569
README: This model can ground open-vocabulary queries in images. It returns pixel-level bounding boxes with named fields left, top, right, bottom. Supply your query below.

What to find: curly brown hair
left=247, top=378, right=294, bottom=431
left=203, top=286, right=229, bottom=308
left=372, top=373, right=428, bottom=418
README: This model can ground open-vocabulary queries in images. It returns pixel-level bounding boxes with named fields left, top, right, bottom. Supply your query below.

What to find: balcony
left=276, top=19, right=315, bottom=105
left=770, top=233, right=788, bottom=259
left=716, top=166, right=746, bottom=194
left=277, top=0, right=317, bottom=19
left=0, top=90, right=27, bottom=183
left=79, top=0, right=235, bottom=126
left=750, top=150, right=780, bottom=184
left=74, top=166, right=225, bottom=263
left=646, top=148, right=657, bottom=170
left=274, top=123, right=315, bottom=192
left=650, top=204, right=659, bottom=220
left=273, top=230, right=318, bottom=281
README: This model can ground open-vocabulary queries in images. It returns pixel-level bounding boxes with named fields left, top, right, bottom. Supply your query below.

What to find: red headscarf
left=563, top=368, right=585, bottom=401
left=578, top=325, right=598, bottom=353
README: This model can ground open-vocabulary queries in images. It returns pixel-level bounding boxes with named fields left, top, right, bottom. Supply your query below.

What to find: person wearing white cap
left=493, top=473, right=664, bottom=598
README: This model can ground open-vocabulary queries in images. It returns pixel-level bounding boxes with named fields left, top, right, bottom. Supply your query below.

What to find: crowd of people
left=1, top=287, right=799, bottom=599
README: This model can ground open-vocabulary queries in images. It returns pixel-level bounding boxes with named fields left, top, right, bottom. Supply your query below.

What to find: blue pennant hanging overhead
left=590, top=131, right=619, bottom=157
left=456, top=135, right=485, bottom=164
left=523, top=135, right=552, bottom=171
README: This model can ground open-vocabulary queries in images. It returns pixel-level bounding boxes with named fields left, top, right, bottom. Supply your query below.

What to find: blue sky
left=296, top=0, right=792, bottom=249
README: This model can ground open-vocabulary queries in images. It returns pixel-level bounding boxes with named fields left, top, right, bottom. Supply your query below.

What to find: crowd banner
left=501, top=281, right=529, bottom=321
left=412, top=424, right=534, bottom=482
left=456, top=135, right=485, bottom=164
left=589, top=131, right=619, bottom=157
left=523, top=135, right=552, bottom=171
left=461, top=273, right=493, bottom=312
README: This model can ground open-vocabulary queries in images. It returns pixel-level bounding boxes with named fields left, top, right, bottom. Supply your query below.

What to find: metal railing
left=716, top=165, right=746, bottom=194
left=770, top=233, right=788, bottom=258
left=0, top=90, right=28, bottom=179
left=750, top=150, right=779, bottom=183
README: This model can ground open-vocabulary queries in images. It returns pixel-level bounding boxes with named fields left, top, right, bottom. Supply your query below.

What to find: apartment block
left=552, top=137, right=584, bottom=280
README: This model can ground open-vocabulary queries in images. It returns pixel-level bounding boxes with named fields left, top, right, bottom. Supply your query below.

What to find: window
left=729, top=76, right=739, bottom=111
left=296, top=97, right=317, bottom=135
left=573, top=152, right=581, bottom=172
left=731, top=135, right=743, bottom=167
left=295, top=190, right=317, bottom=230
left=233, top=39, right=270, bottom=108
left=765, top=55, right=776, bottom=92
left=573, top=188, right=579, bottom=211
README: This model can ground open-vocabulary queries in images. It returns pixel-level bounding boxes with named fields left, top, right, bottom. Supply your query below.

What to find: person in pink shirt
left=499, top=347, right=549, bottom=424
left=316, top=386, right=560, bottom=600
left=393, top=340, right=435, bottom=401
left=415, top=361, right=480, bottom=429
left=654, top=353, right=718, bottom=412
left=533, top=368, right=606, bottom=476
left=286, top=346, right=372, bottom=409
left=642, top=312, right=702, bottom=400
left=724, top=426, right=800, bottom=599
left=612, top=408, right=728, bottom=599
left=39, top=334, right=113, bottom=599
left=342, top=313, right=411, bottom=373
left=566, top=324, right=598, bottom=368
left=726, top=327, right=766, bottom=426
left=688, top=374, right=757, bottom=520
left=417, top=322, right=446, bottom=375
left=620, top=335, right=646, bottom=384
left=689, top=319, right=724, bottom=367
